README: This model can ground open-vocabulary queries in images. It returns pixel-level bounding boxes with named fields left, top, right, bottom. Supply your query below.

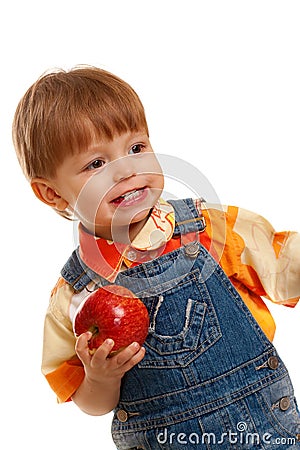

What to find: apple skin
left=73, top=285, right=149, bottom=355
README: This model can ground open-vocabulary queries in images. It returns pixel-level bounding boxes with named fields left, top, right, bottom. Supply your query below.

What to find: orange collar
left=78, top=199, right=176, bottom=282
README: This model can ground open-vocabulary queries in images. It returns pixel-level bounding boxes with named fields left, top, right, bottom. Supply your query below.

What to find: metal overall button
left=279, top=397, right=291, bottom=411
left=117, top=409, right=128, bottom=422
left=267, top=356, right=279, bottom=370
left=126, top=250, right=137, bottom=261
left=255, top=355, right=279, bottom=371
left=185, top=242, right=200, bottom=258
left=116, top=409, right=140, bottom=422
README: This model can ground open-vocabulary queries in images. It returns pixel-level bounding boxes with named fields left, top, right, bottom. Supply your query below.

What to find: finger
left=113, top=342, right=142, bottom=366
left=75, top=332, right=93, bottom=365
left=120, top=347, right=146, bottom=373
left=90, top=339, right=115, bottom=367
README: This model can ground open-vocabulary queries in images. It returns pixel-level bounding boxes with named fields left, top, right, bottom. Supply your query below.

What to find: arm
left=230, top=206, right=300, bottom=305
left=72, top=332, right=145, bottom=416
left=42, top=278, right=145, bottom=407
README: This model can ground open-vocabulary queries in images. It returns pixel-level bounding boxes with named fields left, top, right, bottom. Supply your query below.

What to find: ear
left=30, top=178, right=69, bottom=211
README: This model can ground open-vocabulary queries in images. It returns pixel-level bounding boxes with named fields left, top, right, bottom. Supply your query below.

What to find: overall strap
left=61, top=247, right=105, bottom=292
left=61, top=198, right=206, bottom=291
left=168, top=198, right=206, bottom=237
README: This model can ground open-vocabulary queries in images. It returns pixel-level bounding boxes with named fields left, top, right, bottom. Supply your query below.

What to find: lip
left=111, top=187, right=148, bottom=207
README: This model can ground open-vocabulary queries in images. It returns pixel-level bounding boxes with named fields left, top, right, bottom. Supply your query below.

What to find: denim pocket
left=138, top=269, right=221, bottom=368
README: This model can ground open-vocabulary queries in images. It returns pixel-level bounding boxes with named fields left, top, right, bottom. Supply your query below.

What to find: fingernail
left=105, top=338, right=114, bottom=346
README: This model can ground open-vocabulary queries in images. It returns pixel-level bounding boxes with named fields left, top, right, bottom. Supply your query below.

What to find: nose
left=112, top=156, right=137, bottom=183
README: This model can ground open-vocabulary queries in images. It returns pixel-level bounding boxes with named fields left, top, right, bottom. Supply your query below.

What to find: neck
left=90, top=216, right=148, bottom=244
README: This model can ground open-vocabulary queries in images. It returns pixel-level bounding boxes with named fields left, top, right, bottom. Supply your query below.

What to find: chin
left=132, top=207, right=153, bottom=222
left=110, top=210, right=150, bottom=230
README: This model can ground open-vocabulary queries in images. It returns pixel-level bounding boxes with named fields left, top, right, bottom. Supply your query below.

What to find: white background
left=1, top=1, right=299, bottom=448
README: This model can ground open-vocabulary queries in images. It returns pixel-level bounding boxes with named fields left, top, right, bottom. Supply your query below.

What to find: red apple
left=73, top=285, right=149, bottom=355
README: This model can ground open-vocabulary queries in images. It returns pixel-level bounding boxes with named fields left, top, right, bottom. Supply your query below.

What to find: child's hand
left=75, top=331, right=146, bottom=385
left=72, top=332, right=146, bottom=414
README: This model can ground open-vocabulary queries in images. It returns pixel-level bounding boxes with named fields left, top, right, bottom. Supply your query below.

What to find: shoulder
left=195, top=199, right=272, bottom=232
left=48, top=277, right=75, bottom=327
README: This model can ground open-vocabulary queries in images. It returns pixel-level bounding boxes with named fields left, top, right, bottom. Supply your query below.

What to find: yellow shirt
left=41, top=199, right=300, bottom=402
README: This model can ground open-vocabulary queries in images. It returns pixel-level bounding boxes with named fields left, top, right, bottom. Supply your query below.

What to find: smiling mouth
left=112, top=188, right=146, bottom=206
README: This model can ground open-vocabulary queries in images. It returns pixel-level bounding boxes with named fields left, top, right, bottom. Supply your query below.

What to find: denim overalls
left=62, top=199, right=300, bottom=449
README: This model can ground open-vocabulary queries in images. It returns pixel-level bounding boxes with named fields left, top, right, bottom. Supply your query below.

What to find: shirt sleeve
left=41, top=278, right=84, bottom=402
left=229, top=205, right=300, bottom=306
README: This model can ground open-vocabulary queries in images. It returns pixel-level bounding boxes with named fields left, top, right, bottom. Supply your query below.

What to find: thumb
left=75, top=331, right=93, bottom=365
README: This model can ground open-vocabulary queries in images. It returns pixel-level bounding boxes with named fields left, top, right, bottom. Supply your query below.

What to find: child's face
left=51, top=131, right=164, bottom=240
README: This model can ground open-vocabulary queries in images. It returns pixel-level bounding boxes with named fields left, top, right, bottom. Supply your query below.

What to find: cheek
left=150, top=172, right=164, bottom=195
left=138, top=155, right=164, bottom=190
left=72, top=175, right=110, bottom=222
left=157, top=173, right=164, bottom=189
left=152, top=162, right=164, bottom=191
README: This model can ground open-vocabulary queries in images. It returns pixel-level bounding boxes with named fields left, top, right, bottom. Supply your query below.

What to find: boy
left=13, top=66, right=300, bottom=449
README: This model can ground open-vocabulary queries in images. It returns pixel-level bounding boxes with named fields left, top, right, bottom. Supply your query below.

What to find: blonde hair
left=12, top=66, right=149, bottom=181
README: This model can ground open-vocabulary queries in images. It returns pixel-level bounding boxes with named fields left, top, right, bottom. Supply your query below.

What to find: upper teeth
left=122, top=189, right=140, bottom=200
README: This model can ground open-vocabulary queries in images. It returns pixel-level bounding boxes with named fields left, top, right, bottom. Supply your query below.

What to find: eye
left=129, top=144, right=144, bottom=155
left=86, top=159, right=105, bottom=171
